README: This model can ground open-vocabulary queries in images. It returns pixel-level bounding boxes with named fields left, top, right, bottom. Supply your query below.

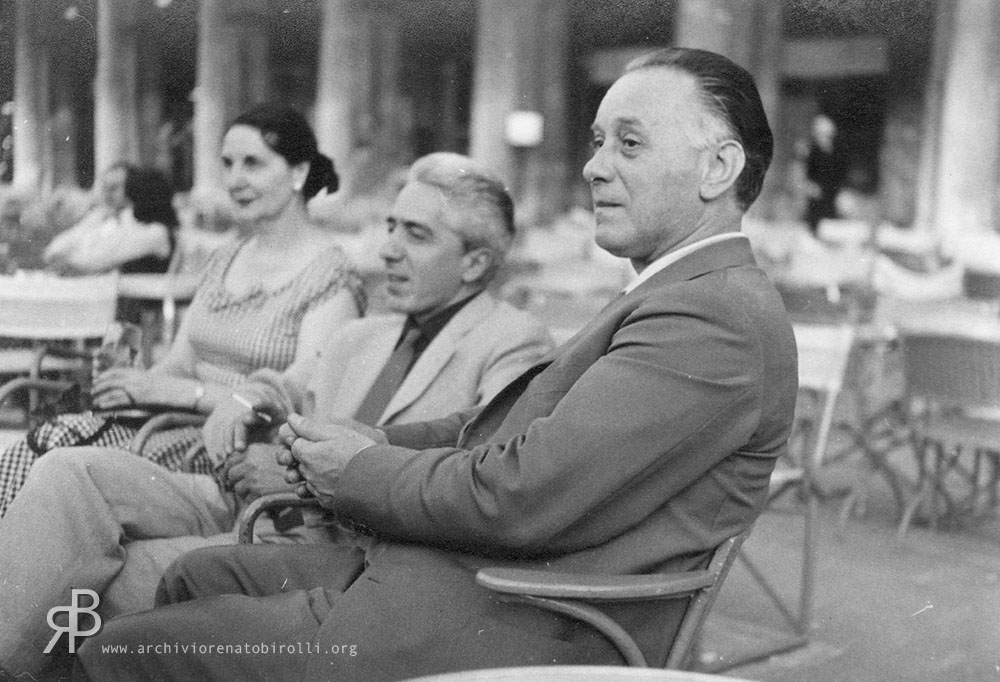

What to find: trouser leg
left=156, top=543, right=366, bottom=605
left=77, top=543, right=366, bottom=682
left=0, top=447, right=233, bottom=675
left=75, top=590, right=329, bottom=682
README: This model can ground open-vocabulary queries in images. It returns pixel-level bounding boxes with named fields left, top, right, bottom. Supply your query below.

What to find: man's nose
left=225, top=163, right=247, bottom=188
left=379, top=235, right=404, bottom=261
left=583, top=149, right=611, bottom=184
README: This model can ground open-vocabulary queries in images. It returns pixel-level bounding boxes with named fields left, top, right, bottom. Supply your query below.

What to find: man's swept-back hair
left=626, top=47, right=773, bottom=211
left=408, top=152, right=516, bottom=277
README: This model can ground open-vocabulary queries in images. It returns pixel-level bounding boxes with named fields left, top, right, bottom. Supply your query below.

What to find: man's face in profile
left=584, top=67, right=711, bottom=269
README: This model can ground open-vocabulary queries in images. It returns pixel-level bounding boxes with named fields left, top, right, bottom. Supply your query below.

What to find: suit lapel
left=380, top=293, right=496, bottom=423
left=336, top=317, right=405, bottom=416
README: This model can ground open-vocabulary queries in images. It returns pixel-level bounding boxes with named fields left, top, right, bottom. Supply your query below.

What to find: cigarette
left=231, top=392, right=273, bottom=424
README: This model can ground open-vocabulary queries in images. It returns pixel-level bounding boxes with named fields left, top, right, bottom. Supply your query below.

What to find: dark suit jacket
left=309, top=237, right=798, bottom=681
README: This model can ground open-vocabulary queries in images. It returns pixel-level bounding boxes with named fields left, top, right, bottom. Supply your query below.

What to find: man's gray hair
left=407, top=152, right=516, bottom=277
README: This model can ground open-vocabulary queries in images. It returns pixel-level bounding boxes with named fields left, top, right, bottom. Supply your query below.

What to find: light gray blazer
left=251, top=291, right=554, bottom=426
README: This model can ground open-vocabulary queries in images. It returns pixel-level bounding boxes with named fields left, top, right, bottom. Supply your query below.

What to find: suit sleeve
left=381, top=407, right=481, bottom=449
left=332, top=289, right=767, bottom=557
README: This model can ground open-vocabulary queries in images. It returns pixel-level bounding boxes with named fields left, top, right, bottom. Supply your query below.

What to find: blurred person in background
left=42, top=161, right=178, bottom=277
left=0, top=103, right=363, bottom=519
left=801, top=113, right=846, bottom=235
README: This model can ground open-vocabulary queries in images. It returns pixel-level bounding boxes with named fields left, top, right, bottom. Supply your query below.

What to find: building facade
left=3, top=0, right=999, bottom=240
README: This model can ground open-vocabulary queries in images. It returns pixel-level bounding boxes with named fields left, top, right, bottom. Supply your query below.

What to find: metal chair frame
left=475, top=529, right=751, bottom=671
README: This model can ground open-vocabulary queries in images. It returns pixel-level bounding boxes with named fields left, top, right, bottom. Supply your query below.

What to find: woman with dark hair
left=42, top=162, right=179, bottom=275
left=0, top=103, right=363, bottom=517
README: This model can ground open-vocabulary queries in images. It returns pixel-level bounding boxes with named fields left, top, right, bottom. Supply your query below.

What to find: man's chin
left=594, top=234, right=630, bottom=260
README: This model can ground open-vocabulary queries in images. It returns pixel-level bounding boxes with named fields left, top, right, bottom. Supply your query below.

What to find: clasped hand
left=276, top=414, right=385, bottom=508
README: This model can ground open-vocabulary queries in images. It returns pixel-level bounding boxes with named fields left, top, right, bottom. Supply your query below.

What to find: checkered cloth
left=0, top=413, right=211, bottom=518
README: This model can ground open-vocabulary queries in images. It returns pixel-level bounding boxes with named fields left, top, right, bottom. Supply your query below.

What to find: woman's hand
left=91, top=368, right=197, bottom=410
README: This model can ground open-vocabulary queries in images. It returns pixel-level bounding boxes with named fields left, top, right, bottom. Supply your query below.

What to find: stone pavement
left=700, top=463, right=1000, bottom=682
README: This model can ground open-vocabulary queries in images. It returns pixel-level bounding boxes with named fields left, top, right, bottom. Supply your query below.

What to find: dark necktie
left=353, top=325, right=423, bottom=425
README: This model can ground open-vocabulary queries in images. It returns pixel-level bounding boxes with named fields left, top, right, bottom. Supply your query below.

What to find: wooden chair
left=399, top=665, right=759, bottom=682
left=895, top=329, right=1000, bottom=536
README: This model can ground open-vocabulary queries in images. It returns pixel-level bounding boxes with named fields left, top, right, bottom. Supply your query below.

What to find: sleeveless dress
left=0, top=238, right=363, bottom=517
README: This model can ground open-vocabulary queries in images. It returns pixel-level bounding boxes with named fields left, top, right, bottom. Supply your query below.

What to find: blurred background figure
left=42, top=161, right=178, bottom=276
left=801, top=114, right=846, bottom=236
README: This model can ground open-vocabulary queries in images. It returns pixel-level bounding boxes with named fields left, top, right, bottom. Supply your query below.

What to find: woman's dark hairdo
left=229, top=103, right=339, bottom=200
left=119, top=165, right=178, bottom=227
left=626, top=47, right=773, bottom=211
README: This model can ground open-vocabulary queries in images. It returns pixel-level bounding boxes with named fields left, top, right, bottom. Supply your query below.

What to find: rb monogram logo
left=45, top=588, right=102, bottom=653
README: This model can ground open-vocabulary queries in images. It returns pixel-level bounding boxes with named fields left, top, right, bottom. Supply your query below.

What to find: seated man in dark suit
left=0, top=153, right=552, bottom=680
left=76, top=47, right=798, bottom=682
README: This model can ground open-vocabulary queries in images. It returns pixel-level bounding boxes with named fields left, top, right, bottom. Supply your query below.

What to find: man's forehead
left=592, top=67, right=699, bottom=128
left=389, top=181, right=466, bottom=237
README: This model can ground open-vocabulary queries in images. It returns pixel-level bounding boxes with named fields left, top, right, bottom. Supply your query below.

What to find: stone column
left=315, top=0, right=360, bottom=179
left=12, top=0, right=50, bottom=192
left=136, top=3, right=166, bottom=172
left=928, top=0, right=1000, bottom=240
left=192, top=0, right=270, bottom=194
left=95, top=0, right=140, bottom=175
left=674, top=0, right=757, bottom=69
left=470, top=0, right=570, bottom=225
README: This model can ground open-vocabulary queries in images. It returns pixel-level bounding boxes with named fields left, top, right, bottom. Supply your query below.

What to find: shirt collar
left=403, top=291, right=481, bottom=346
left=623, top=233, right=749, bottom=294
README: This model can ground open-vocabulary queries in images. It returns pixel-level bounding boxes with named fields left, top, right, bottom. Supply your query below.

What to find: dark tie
left=353, top=325, right=423, bottom=425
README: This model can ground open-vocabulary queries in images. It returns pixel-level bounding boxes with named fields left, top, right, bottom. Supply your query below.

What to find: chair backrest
left=793, top=323, right=855, bottom=395
left=474, top=528, right=751, bottom=672
left=791, top=323, right=855, bottom=469
left=0, top=272, right=119, bottom=340
left=899, top=329, right=1000, bottom=414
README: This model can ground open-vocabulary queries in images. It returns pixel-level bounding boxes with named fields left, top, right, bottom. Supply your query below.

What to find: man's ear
left=700, top=140, right=746, bottom=202
left=461, top=247, right=494, bottom=285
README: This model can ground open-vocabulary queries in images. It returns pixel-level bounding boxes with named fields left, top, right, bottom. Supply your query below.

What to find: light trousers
left=0, top=447, right=234, bottom=676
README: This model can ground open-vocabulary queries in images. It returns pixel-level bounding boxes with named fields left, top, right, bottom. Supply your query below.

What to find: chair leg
left=898, top=439, right=932, bottom=538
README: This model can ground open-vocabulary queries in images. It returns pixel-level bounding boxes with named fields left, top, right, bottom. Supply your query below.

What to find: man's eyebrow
left=591, top=117, right=643, bottom=133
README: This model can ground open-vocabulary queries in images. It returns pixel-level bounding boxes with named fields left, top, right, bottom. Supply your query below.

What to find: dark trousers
left=75, top=541, right=622, bottom=682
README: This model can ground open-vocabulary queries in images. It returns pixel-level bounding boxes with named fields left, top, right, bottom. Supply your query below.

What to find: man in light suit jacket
left=0, top=154, right=552, bottom=680
left=78, top=48, right=799, bottom=682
